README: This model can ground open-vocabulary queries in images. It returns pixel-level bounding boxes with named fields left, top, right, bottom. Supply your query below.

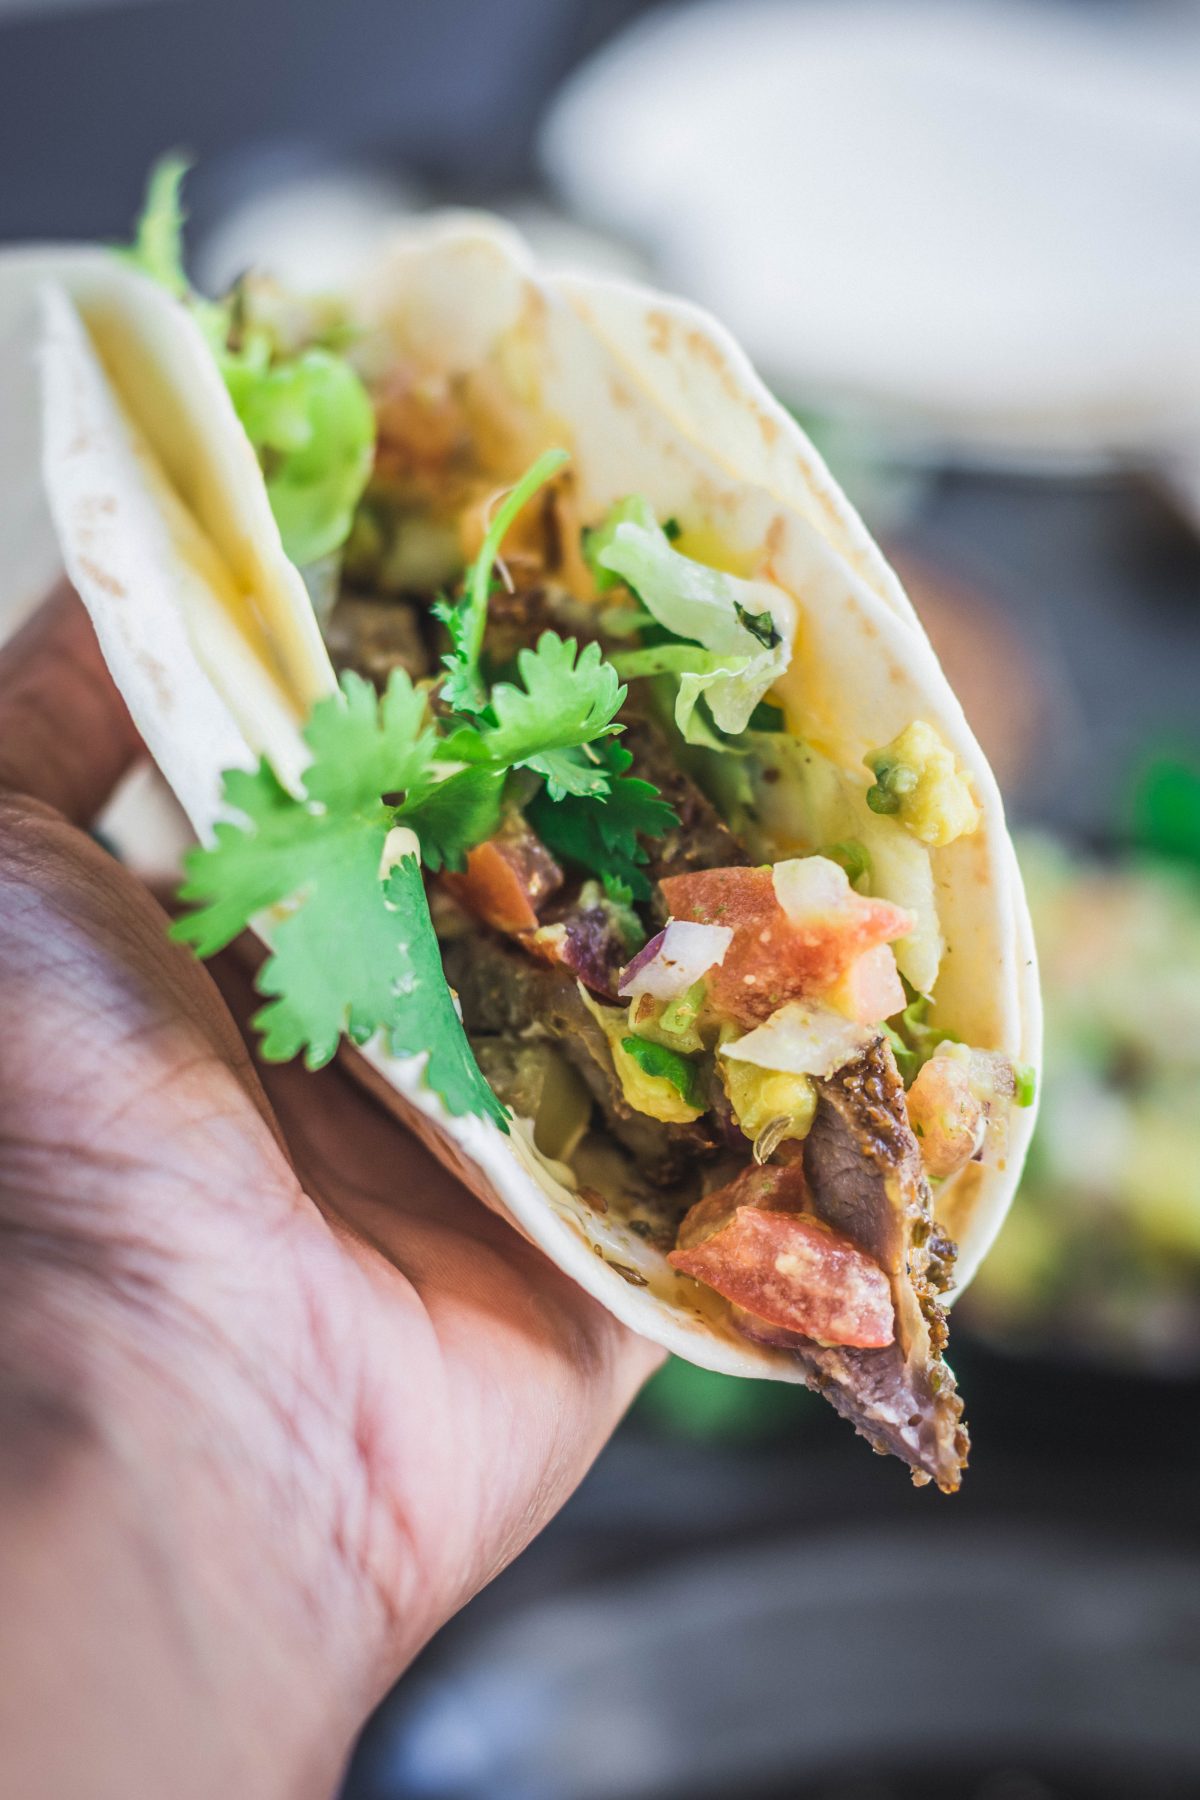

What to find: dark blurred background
left=3, top=1, right=1200, bottom=1795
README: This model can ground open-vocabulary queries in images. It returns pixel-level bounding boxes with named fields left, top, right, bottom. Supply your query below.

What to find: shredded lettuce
left=121, top=157, right=375, bottom=568
left=222, top=340, right=375, bottom=567
left=596, top=509, right=794, bottom=741
left=121, top=152, right=193, bottom=298
left=582, top=494, right=658, bottom=591
left=607, top=641, right=757, bottom=747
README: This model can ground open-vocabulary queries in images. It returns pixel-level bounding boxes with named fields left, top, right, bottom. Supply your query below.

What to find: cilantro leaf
left=171, top=760, right=309, bottom=955
left=620, top=1035, right=705, bottom=1109
left=170, top=673, right=505, bottom=1127
left=526, top=744, right=615, bottom=801
left=303, top=669, right=435, bottom=809
left=527, top=742, right=679, bottom=901
left=397, top=768, right=506, bottom=873
left=602, top=871, right=635, bottom=907
left=462, top=632, right=626, bottom=800
left=438, top=447, right=568, bottom=714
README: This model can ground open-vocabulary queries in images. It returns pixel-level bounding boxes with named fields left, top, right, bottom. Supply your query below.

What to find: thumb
left=0, top=582, right=143, bottom=824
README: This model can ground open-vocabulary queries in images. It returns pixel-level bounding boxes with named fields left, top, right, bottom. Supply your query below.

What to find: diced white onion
left=720, top=1001, right=878, bottom=1079
left=617, top=919, right=733, bottom=1002
left=772, top=855, right=851, bottom=920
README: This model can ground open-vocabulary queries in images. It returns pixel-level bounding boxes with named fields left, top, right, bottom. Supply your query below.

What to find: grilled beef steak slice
left=482, top=583, right=610, bottom=669
left=801, top=1038, right=968, bottom=1491
left=443, top=931, right=722, bottom=1184
left=324, top=594, right=432, bottom=688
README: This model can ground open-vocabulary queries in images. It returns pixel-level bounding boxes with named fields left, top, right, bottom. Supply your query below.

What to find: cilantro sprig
left=170, top=639, right=666, bottom=1116
left=170, top=436, right=683, bottom=1124
left=446, top=632, right=625, bottom=799
left=171, top=673, right=507, bottom=1125
left=435, top=448, right=569, bottom=714
left=527, top=741, right=678, bottom=900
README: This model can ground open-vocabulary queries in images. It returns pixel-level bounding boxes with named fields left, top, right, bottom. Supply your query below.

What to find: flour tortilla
left=13, top=221, right=1039, bottom=1380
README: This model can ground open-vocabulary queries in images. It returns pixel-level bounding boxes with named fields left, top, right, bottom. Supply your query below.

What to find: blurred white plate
left=543, top=0, right=1200, bottom=468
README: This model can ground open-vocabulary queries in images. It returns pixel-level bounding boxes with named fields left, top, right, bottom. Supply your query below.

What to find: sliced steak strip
left=481, top=583, right=609, bottom=669
left=324, top=594, right=432, bottom=688
left=800, top=1038, right=968, bottom=1491
left=443, top=930, right=722, bottom=1186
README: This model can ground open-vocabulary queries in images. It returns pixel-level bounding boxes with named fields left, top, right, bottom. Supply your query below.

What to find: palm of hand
left=0, top=591, right=656, bottom=1725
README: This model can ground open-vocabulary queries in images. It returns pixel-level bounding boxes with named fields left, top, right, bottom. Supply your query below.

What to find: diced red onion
left=616, top=928, right=666, bottom=991
left=618, top=919, right=733, bottom=1002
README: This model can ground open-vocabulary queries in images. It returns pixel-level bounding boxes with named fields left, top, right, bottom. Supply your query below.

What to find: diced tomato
left=827, top=944, right=906, bottom=1026
left=659, top=865, right=912, bottom=1027
left=669, top=1163, right=894, bottom=1349
left=443, top=816, right=562, bottom=936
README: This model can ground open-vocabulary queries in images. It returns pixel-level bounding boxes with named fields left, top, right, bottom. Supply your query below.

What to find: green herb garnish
left=527, top=740, right=678, bottom=900
left=168, top=445, right=686, bottom=1119
left=733, top=602, right=782, bottom=649
left=436, top=447, right=569, bottom=714
left=445, top=630, right=625, bottom=798
left=170, top=672, right=506, bottom=1126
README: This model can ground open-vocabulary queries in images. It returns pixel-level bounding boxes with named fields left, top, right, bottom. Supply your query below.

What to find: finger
left=0, top=581, right=143, bottom=823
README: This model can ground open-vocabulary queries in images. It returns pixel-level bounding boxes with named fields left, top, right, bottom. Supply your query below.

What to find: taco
left=21, top=166, right=1039, bottom=1490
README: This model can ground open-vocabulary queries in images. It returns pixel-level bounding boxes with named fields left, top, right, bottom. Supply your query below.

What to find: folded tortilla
left=5, top=219, right=1040, bottom=1489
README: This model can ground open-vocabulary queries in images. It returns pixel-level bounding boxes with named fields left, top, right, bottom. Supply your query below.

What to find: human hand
left=0, top=586, right=659, bottom=1799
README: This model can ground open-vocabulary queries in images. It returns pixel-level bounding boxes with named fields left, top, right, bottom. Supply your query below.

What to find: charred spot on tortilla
left=77, top=555, right=125, bottom=600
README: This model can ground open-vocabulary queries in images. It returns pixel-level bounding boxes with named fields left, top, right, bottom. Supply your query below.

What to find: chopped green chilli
left=620, top=1036, right=705, bottom=1110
